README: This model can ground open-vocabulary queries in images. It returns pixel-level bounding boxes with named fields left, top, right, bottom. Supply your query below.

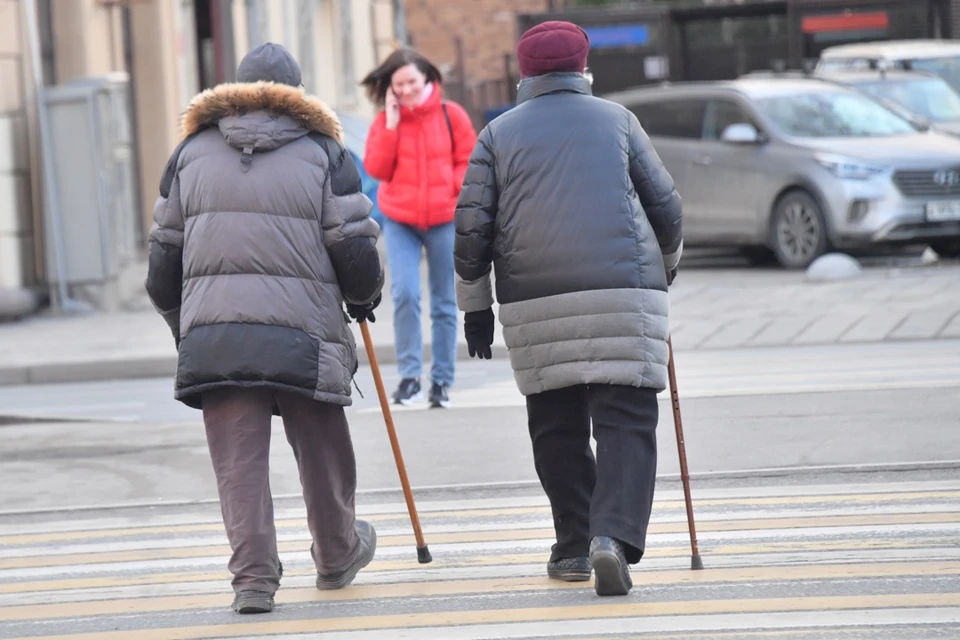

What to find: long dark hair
left=360, top=47, right=443, bottom=108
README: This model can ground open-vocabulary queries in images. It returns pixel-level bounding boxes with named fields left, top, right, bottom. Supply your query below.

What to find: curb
left=0, top=343, right=511, bottom=387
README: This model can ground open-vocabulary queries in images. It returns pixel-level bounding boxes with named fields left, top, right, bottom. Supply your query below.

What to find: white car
left=816, top=40, right=960, bottom=91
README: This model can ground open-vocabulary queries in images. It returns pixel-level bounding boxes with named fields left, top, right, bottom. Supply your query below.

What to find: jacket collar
left=400, top=84, right=443, bottom=121
left=180, top=81, right=343, bottom=143
left=516, top=73, right=592, bottom=105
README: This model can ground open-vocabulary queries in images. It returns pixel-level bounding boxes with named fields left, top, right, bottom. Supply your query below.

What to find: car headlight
left=815, top=153, right=887, bottom=180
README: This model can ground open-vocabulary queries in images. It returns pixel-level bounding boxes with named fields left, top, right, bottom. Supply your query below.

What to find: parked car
left=745, top=68, right=960, bottom=136
left=820, top=69, right=960, bottom=137
left=816, top=40, right=960, bottom=92
left=605, top=78, right=960, bottom=267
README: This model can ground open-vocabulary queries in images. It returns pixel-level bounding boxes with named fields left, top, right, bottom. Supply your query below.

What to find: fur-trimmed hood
left=180, top=81, right=343, bottom=145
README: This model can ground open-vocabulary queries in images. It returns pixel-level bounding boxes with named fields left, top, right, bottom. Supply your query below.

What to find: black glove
left=464, top=308, right=495, bottom=360
left=666, top=266, right=677, bottom=286
left=346, top=294, right=381, bottom=324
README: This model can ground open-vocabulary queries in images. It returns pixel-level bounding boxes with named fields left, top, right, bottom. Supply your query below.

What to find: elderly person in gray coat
left=453, top=21, right=683, bottom=597
left=145, top=43, right=383, bottom=614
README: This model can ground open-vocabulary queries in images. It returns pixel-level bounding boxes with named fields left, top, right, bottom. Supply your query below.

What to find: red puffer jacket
left=364, top=86, right=477, bottom=229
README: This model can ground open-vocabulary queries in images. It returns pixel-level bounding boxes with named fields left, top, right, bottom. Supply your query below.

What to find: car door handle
left=693, top=156, right=713, bottom=166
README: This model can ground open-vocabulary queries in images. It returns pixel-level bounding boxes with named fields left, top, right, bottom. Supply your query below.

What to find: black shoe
left=392, top=378, right=423, bottom=406
left=590, top=536, right=633, bottom=596
left=547, top=556, right=592, bottom=582
left=232, top=589, right=274, bottom=614
left=429, top=382, right=451, bottom=409
left=316, top=520, right=377, bottom=590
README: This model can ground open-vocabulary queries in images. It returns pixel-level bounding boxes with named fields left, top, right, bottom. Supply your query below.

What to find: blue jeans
left=382, top=218, right=457, bottom=387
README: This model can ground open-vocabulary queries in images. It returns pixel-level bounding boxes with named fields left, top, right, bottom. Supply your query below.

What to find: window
left=631, top=99, right=708, bottom=139
left=909, top=56, right=960, bottom=91
left=857, top=77, right=960, bottom=122
left=754, top=90, right=916, bottom=137
left=704, top=99, right=757, bottom=140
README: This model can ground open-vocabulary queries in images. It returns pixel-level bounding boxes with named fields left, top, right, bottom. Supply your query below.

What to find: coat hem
left=175, top=380, right=352, bottom=411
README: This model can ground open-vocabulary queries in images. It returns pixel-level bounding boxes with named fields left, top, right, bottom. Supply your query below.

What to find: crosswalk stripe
left=4, top=536, right=956, bottom=599
left=4, top=481, right=958, bottom=638
left=230, top=609, right=960, bottom=640
left=3, top=511, right=957, bottom=571
left=2, top=560, right=958, bottom=622
left=19, top=593, right=960, bottom=640
left=6, top=488, right=959, bottom=546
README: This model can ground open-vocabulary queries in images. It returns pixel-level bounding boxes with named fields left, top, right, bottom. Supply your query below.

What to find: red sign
left=802, top=11, right=890, bottom=34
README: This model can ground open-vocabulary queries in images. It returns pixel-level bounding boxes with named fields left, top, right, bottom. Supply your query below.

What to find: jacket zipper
left=417, top=114, right=428, bottom=229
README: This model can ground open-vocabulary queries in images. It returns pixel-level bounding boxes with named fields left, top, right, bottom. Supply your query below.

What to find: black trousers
left=526, top=384, right=659, bottom=565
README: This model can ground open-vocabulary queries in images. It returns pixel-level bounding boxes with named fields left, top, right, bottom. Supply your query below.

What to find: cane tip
left=417, top=545, right=433, bottom=564
left=691, top=555, right=704, bottom=571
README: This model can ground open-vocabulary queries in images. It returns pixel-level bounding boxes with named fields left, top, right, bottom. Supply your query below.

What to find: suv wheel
left=770, top=191, right=829, bottom=269
left=929, top=240, right=960, bottom=260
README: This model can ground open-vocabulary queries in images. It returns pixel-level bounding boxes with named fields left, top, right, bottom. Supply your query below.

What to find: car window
left=753, top=90, right=917, bottom=137
left=908, top=56, right=960, bottom=90
left=703, top=99, right=758, bottom=140
left=630, top=99, right=708, bottom=139
left=857, top=77, right=960, bottom=122
left=818, top=59, right=873, bottom=72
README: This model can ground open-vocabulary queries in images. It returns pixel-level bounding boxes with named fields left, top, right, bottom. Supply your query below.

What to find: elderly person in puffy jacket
left=453, top=21, right=683, bottom=597
left=145, top=43, right=383, bottom=614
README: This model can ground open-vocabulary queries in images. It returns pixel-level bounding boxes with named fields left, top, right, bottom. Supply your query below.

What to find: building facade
left=0, top=0, right=395, bottom=313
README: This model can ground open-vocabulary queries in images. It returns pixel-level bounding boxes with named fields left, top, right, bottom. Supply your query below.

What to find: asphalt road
left=1, top=339, right=958, bottom=513
left=1, top=337, right=958, bottom=638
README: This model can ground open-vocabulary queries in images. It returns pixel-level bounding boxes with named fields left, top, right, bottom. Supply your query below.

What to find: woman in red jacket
left=362, top=48, right=477, bottom=408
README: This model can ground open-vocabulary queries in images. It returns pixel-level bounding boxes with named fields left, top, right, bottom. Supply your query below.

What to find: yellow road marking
left=20, top=593, right=960, bottom=640
left=3, top=561, right=959, bottom=622
left=3, top=511, right=958, bottom=571
left=4, top=535, right=953, bottom=595
left=3, top=489, right=958, bottom=546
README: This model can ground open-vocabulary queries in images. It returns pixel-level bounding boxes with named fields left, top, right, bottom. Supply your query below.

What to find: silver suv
left=605, top=78, right=960, bottom=267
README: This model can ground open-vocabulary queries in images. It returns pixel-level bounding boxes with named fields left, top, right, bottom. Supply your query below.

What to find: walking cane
left=359, top=321, right=433, bottom=564
left=667, top=336, right=703, bottom=570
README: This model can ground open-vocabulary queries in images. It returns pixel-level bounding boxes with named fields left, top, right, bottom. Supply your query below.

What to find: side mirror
left=721, top=123, right=762, bottom=144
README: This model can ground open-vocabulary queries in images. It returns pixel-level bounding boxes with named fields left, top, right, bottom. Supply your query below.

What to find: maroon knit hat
left=516, top=21, right=590, bottom=79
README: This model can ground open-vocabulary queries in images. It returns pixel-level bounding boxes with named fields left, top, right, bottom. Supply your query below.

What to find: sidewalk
left=1, top=261, right=958, bottom=386
left=0, top=259, right=507, bottom=386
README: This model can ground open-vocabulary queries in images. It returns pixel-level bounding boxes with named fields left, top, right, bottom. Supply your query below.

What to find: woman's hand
left=385, top=89, right=400, bottom=130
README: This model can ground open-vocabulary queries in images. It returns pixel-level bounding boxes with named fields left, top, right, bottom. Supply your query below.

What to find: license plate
left=926, top=201, right=960, bottom=222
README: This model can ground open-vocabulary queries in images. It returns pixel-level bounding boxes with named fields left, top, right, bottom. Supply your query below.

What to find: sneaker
left=429, top=382, right=451, bottom=409
left=392, top=378, right=423, bottom=406
left=547, top=556, right=592, bottom=582
left=316, top=520, right=377, bottom=590
left=232, top=589, right=274, bottom=614
left=589, top=536, right=633, bottom=596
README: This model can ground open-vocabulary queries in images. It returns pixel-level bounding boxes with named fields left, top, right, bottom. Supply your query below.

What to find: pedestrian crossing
left=1, top=480, right=959, bottom=639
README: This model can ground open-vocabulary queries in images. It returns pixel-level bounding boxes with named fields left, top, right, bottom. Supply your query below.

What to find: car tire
left=769, top=190, right=829, bottom=269
left=929, top=239, right=960, bottom=260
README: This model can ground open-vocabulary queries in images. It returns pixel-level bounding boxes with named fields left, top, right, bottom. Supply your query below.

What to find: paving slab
left=839, top=310, right=911, bottom=344
left=889, top=307, right=959, bottom=341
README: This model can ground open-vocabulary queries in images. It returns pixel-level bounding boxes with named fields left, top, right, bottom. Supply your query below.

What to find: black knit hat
left=237, top=43, right=302, bottom=87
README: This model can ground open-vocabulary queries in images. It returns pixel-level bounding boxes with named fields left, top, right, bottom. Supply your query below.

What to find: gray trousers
left=202, top=387, right=360, bottom=594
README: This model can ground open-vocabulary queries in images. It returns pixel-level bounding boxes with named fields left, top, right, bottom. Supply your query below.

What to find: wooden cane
left=667, top=336, right=703, bottom=570
left=359, top=321, right=432, bottom=563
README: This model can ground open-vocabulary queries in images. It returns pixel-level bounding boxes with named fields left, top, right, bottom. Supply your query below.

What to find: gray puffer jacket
left=454, top=73, right=682, bottom=395
left=145, top=81, right=384, bottom=409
